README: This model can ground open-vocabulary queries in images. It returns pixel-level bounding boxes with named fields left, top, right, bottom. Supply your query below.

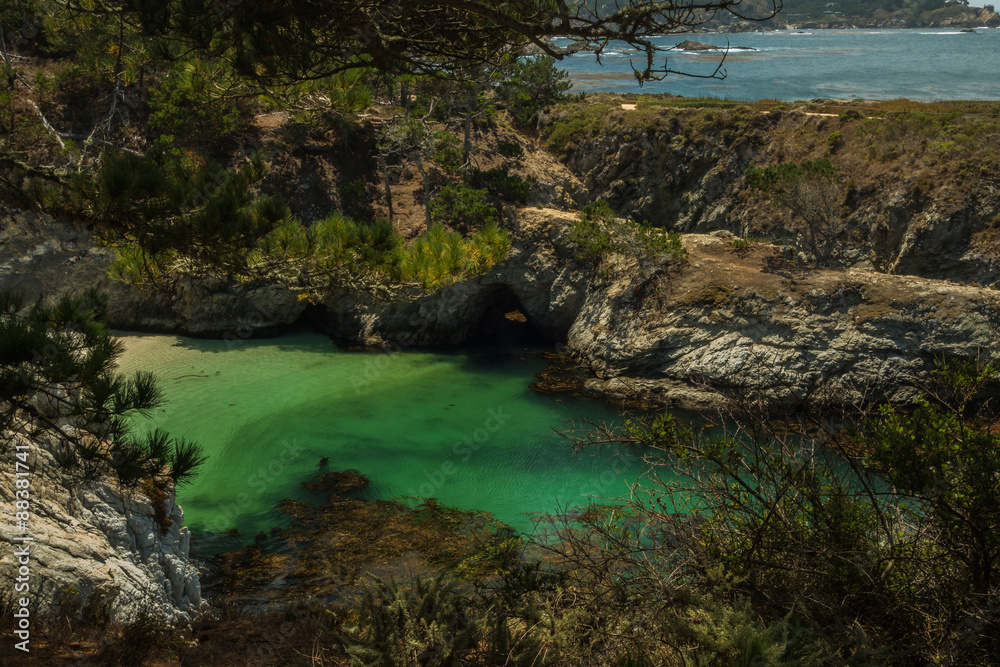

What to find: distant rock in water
left=674, top=40, right=757, bottom=52
left=676, top=40, right=718, bottom=51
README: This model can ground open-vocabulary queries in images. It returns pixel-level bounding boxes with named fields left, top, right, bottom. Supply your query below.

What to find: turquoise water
left=114, top=332, right=647, bottom=552
left=558, top=28, right=1000, bottom=100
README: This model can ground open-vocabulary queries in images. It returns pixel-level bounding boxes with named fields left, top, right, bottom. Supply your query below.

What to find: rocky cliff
left=307, top=207, right=1000, bottom=410
left=0, top=207, right=307, bottom=338
left=540, top=100, right=1000, bottom=286
left=1, top=427, right=204, bottom=623
left=4, top=201, right=999, bottom=411
left=568, top=232, right=1000, bottom=409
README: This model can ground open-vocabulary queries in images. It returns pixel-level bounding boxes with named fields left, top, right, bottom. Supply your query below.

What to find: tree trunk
left=416, top=159, right=431, bottom=227
left=463, top=92, right=474, bottom=165
left=380, top=159, right=394, bottom=220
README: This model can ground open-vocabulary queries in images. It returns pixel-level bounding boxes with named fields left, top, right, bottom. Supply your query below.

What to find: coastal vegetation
left=3, top=1, right=1000, bottom=666
left=570, top=200, right=688, bottom=277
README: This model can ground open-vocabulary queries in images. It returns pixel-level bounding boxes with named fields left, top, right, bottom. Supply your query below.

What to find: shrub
left=555, top=356, right=1000, bottom=664
left=496, top=140, right=525, bottom=160
left=745, top=160, right=845, bottom=265
left=465, top=167, right=531, bottom=204
left=430, top=185, right=498, bottom=228
left=827, top=131, right=843, bottom=153
left=570, top=201, right=617, bottom=260
left=337, top=575, right=479, bottom=666
left=401, top=223, right=510, bottom=289
left=260, top=213, right=403, bottom=285
left=570, top=200, right=687, bottom=273
left=540, top=104, right=612, bottom=153
left=431, top=131, right=464, bottom=171
left=338, top=179, right=372, bottom=218
left=147, top=61, right=251, bottom=155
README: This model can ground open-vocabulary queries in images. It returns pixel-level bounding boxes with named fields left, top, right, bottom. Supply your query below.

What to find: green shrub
left=496, top=140, right=525, bottom=160
left=540, top=104, right=610, bottom=153
left=570, top=201, right=617, bottom=260
left=431, top=131, right=464, bottom=171
left=259, top=212, right=508, bottom=292
left=338, top=575, right=479, bottom=666
left=465, top=167, right=531, bottom=204
left=401, top=223, right=510, bottom=289
left=745, top=160, right=844, bottom=265
left=827, top=131, right=843, bottom=153
left=147, top=62, right=250, bottom=155
left=571, top=201, right=687, bottom=270
left=338, top=179, right=371, bottom=218
left=430, top=185, right=498, bottom=228
left=260, top=213, right=403, bottom=284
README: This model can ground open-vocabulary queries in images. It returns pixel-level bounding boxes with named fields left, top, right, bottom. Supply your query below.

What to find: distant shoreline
left=689, top=23, right=999, bottom=33
left=687, top=6, right=1000, bottom=33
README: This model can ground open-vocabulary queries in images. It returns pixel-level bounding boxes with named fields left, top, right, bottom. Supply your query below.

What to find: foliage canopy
left=37, top=0, right=782, bottom=85
left=0, top=288, right=206, bottom=490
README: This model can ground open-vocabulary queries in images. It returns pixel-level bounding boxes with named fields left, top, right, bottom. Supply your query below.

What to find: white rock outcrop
left=0, top=428, right=205, bottom=623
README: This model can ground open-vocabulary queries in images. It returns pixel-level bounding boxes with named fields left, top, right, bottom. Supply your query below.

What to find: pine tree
left=1, top=288, right=206, bottom=489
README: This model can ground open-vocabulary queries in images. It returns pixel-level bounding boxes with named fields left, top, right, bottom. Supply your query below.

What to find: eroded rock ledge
left=320, top=207, right=1000, bottom=410
left=3, top=204, right=998, bottom=412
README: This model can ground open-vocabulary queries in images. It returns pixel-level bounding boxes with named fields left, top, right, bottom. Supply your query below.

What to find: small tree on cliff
left=495, top=56, right=573, bottom=127
left=746, top=160, right=846, bottom=265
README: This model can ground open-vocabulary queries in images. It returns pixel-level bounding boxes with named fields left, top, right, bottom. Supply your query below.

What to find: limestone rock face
left=318, top=279, right=496, bottom=347
left=0, top=206, right=117, bottom=298
left=486, top=208, right=590, bottom=338
left=109, top=275, right=306, bottom=338
left=320, top=209, right=1000, bottom=410
left=567, top=234, right=1000, bottom=408
left=0, top=429, right=205, bottom=623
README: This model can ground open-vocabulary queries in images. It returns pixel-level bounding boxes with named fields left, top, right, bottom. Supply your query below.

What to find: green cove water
left=114, top=331, right=648, bottom=553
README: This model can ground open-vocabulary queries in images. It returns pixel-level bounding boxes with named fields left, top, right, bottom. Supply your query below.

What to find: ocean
left=554, top=28, right=1000, bottom=101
